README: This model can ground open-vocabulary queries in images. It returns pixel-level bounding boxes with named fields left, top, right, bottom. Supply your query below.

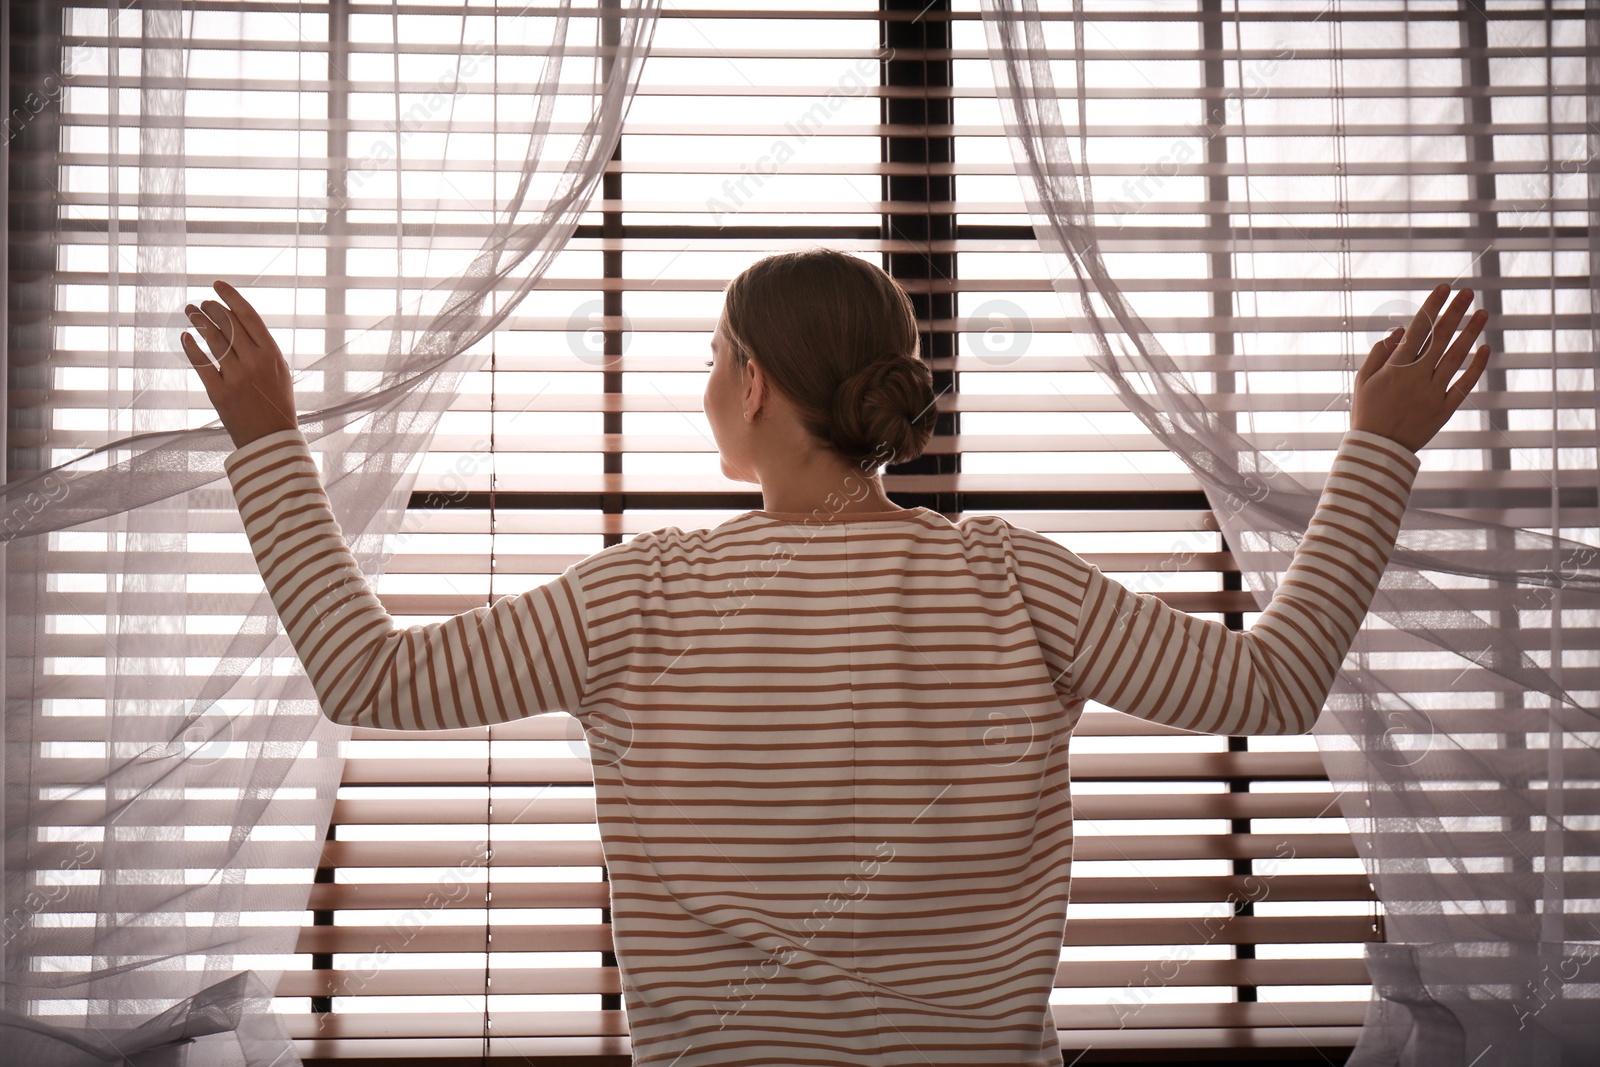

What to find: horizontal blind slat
left=297, top=872, right=1376, bottom=912
left=270, top=957, right=1375, bottom=999
left=288, top=914, right=1380, bottom=956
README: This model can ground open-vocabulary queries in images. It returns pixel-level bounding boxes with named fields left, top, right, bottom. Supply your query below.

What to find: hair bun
left=827, top=356, right=938, bottom=468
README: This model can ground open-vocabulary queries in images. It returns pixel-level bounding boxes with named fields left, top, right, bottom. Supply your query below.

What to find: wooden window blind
left=286, top=1, right=1383, bottom=1058
left=26, top=0, right=1589, bottom=1061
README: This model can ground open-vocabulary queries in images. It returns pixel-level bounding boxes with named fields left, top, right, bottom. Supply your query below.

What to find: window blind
left=295, top=1, right=1382, bottom=1058
left=25, top=0, right=1593, bottom=1061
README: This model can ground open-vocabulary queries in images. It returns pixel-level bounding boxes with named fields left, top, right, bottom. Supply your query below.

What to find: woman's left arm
left=185, top=282, right=589, bottom=730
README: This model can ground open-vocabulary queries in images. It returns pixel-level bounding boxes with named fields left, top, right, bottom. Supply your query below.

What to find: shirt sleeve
left=223, top=428, right=589, bottom=730
left=1008, top=429, right=1423, bottom=735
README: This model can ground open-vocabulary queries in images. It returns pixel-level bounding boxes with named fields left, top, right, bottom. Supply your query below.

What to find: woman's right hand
left=1351, top=282, right=1491, bottom=454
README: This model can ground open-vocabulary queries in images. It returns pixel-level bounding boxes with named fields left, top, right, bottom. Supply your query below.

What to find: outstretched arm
left=1017, top=429, right=1420, bottom=735
left=1011, top=282, right=1490, bottom=735
left=185, top=283, right=589, bottom=730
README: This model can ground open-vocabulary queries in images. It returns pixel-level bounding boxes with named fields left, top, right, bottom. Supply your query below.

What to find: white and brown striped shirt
left=226, top=428, right=1422, bottom=1066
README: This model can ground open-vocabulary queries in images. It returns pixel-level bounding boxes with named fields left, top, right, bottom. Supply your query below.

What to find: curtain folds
left=1, top=2, right=661, bottom=1064
left=980, top=1, right=1600, bottom=1063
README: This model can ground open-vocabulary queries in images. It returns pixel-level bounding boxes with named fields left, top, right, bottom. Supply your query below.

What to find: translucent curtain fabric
left=1, top=1, right=660, bottom=1064
left=979, top=1, right=1600, bottom=1063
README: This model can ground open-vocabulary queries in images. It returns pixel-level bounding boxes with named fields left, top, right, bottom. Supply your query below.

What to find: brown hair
left=720, top=247, right=937, bottom=469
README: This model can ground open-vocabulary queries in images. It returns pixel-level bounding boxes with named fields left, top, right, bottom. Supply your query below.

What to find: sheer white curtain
left=980, top=0, right=1599, bottom=1063
left=0, top=2, right=660, bottom=1064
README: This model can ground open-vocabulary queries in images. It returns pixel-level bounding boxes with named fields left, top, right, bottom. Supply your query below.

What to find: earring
left=743, top=410, right=751, bottom=421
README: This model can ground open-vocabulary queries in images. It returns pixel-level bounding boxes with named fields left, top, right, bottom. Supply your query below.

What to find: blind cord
left=1230, top=0, right=1259, bottom=375
left=1334, top=0, right=1351, bottom=366
left=1337, top=0, right=1382, bottom=944
left=484, top=304, right=497, bottom=1063
left=483, top=15, right=500, bottom=1062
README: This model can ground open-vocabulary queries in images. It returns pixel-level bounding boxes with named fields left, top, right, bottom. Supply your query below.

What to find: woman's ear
left=740, top=357, right=765, bottom=418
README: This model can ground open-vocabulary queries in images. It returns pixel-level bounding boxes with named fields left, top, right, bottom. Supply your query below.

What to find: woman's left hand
left=181, top=280, right=299, bottom=449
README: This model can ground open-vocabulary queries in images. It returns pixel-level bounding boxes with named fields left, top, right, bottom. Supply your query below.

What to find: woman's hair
left=720, top=247, right=938, bottom=469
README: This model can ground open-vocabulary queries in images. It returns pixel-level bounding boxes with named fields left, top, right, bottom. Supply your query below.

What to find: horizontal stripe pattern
left=223, top=427, right=1420, bottom=1066
left=223, top=429, right=588, bottom=730
left=1014, top=430, right=1423, bottom=738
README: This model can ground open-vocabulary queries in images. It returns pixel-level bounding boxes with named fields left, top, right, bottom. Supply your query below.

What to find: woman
left=183, top=249, right=1489, bottom=1066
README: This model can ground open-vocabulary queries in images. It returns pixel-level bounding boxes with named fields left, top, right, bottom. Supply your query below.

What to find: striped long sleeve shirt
left=225, top=427, right=1423, bottom=1066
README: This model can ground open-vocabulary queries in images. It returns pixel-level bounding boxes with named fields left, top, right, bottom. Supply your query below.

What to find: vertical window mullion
left=881, top=0, right=958, bottom=517
left=312, top=0, right=351, bottom=1025
left=1200, top=0, right=1258, bottom=1009
left=1457, top=0, right=1524, bottom=930
left=598, top=0, right=625, bottom=1020
left=7, top=1, right=61, bottom=484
